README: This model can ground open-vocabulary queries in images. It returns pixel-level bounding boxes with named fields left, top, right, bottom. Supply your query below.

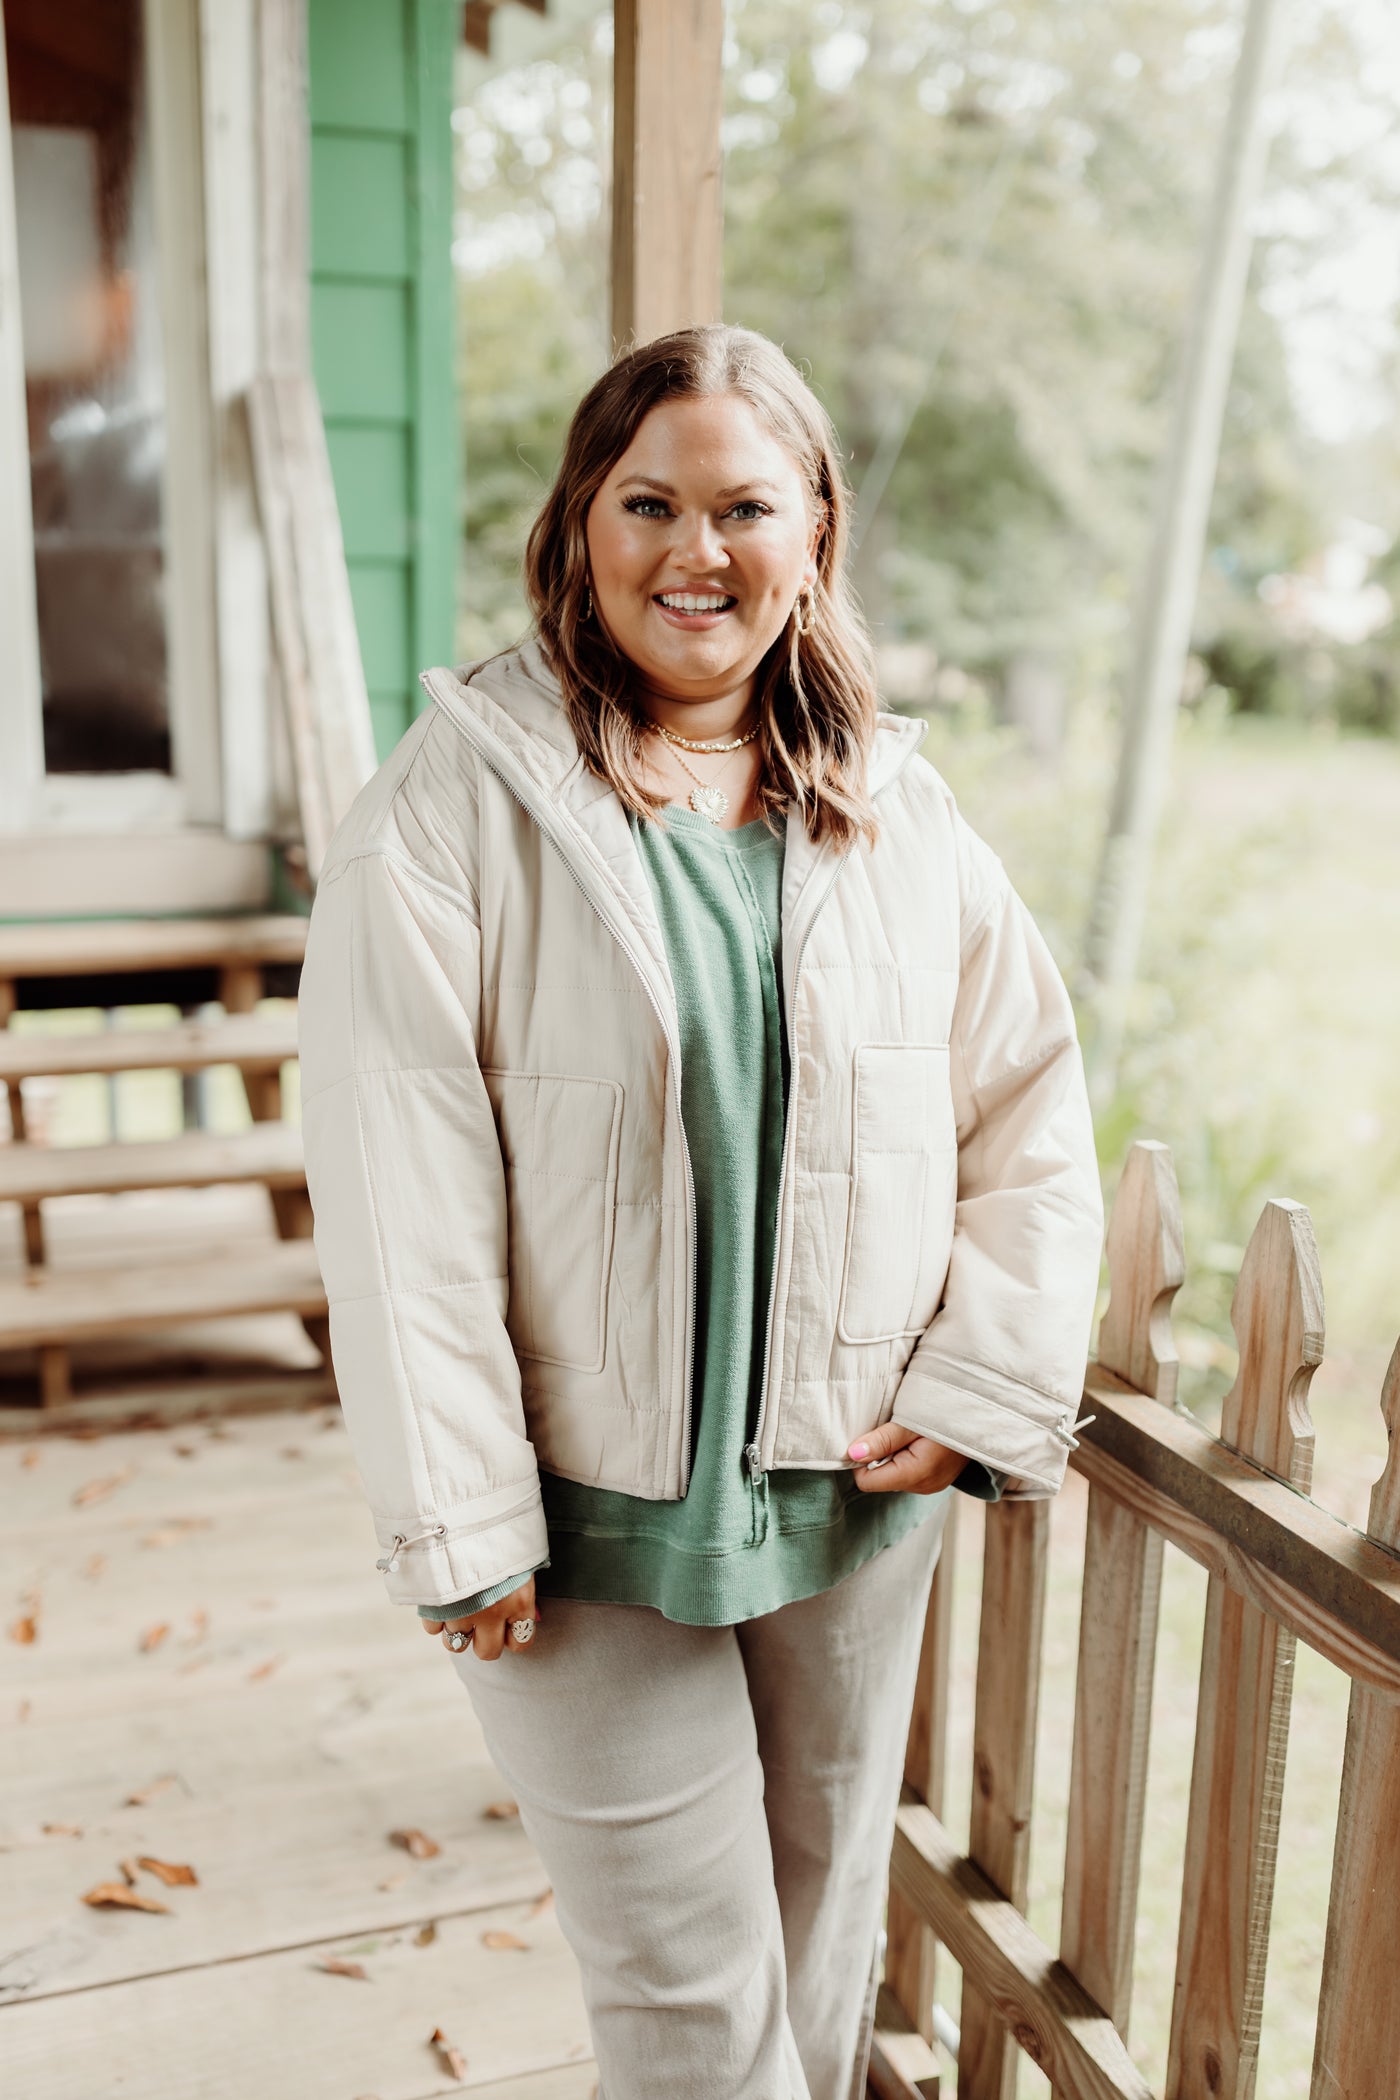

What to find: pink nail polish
left=848, top=1441, right=869, bottom=1460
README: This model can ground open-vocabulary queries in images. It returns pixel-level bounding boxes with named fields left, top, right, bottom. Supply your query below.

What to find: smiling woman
left=296, top=322, right=1104, bottom=2100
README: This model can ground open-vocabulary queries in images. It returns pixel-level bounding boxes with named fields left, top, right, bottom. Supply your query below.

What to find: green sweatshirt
left=421, top=801, right=1002, bottom=1629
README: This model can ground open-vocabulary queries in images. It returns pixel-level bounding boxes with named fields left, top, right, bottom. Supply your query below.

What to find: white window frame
left=0, top=0, right=271, bottom=847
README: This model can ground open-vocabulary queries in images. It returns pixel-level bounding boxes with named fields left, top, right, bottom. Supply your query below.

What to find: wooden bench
left=0, top=1239, right=327, bottom=1352
left=0, top=1012, right=299, bottom=1084
left=0, top=1124, right=306, bottom=1205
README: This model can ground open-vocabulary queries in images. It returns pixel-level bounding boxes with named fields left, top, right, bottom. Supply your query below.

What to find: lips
left=654, top=591, right=738, bottom=615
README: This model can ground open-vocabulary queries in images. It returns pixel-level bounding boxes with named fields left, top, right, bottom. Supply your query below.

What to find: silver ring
left=443, top=1627, right=472, bottom=1652
left=509, top=1617, right=536, bottom=1645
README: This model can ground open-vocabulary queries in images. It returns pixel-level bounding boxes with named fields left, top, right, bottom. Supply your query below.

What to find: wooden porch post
left=610, top=0, right=725, bottom=350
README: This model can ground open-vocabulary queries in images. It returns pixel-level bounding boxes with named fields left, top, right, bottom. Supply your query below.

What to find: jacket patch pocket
left=481, top=1071, right=623, bottom=1374
left=836, top=1042, right=957, bottom=1345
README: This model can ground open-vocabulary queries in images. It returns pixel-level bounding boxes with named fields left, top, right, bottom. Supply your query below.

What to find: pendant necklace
left=650, top=717, right=760, bottom=825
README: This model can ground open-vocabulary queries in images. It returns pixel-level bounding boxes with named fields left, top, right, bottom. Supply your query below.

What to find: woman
left=297, top=324, right=1103, bottom=2100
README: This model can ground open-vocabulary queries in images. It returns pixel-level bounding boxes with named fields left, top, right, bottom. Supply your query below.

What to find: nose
left=672, top=510, right=730, bottom=572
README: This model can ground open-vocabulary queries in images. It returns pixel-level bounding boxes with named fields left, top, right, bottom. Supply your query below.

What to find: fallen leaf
left=82, top=1882, right=170, bottom=1914
left=528, top=1887, right=554, bottom=1918
left=429, top=2028, right=468, bottom=2082
left=315, top=1956, right=369, bottom=1981
left=377, top=1872, right=407, bottom=1892
left=20, top=1447, right=40, bottom=1468
left=176, top=1656, right=209, bottom=1677
left=390, top=1828, right=440, bottom=1860
left=73, top=1467, right=133, bottom=1507
left=414, top=1921, right=437, bottom=1946
left=138, top=1856, right=198, bottom=1887
left=138, top=1623, right=170, bottom=1653
left=279, top=1446, right=304, bottom=1460
left=173, top=1443, right=198, bottom=1459
left=118, top=1858, right=141, bottom=1886
left=248, top=1653, right=284, bottom=1681
left=80, top=1553, right=105, bottom=1581
left=41, top=1822, right=82, bottom=1837
left=182, top=1610, right=209, bottom=1646
left=205, top=1424, right=233, bottom=1441
left=125, top=1775, right=177, bottom=1807
left=141, top=1519, right=212, bottom=1549
left=8, top=1612, right=37, bottom=1645
left=482, top=1929, right=530, bottom=1952
left=483, top=1799, right=520, bottom=1821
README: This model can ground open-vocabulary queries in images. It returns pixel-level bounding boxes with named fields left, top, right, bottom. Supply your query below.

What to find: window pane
left=5, top=0, right=170, bottom=775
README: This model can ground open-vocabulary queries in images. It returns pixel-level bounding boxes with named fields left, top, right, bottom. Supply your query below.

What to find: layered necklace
left=649, top=716, right=760, bottom=825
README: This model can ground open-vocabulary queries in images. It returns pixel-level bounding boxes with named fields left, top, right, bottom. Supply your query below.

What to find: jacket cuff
left=416, top=1559, right=549, bottom=1621
left=375, top=1484, right=549, bottom=1609
left=952, top=1459, right=1007, bottom=1503
left=893, top=1357, right=1090, bottom=1499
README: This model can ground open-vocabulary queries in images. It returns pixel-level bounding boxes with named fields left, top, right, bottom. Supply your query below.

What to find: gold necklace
left=649, top=721, right=757, bottom=824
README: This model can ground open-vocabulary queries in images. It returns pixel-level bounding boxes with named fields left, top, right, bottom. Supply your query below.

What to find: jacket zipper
left=434, top=710, right=700, bottom=1495
left=745, top=741, right=926, bottom=1480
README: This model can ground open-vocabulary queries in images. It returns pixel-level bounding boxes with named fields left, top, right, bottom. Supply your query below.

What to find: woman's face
left=584, top=392, right=820, bottom=711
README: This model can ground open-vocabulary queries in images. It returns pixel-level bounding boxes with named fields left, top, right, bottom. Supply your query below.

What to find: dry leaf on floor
left=20, top=1447, right=40, bottom=1468
left=315, top=1956, right=369, bottom=1981
left=118, top=1858, right=141, bottom=1886
left=182, top=1610, right=209, bottom=1646
left=481, top=1929, right=530, bottom=1952
left=483, top=1800, right=520, bottom=1821
left=42, top=1822, right=82, bottom=1838
left=138, top=1623, right=170, bottom=1653
left=377, top=1872, right=407, bottom=1892
left=280, top=1446, right=303, bottom=1460
left=73, top=1468, right=133, bottom=1507
left=141, top=1518, right=212, bottom=1549
left=82, top=1882, right=170, bottom=1914
left=414, top=1922, right=437, bottom=1946
left=138, top=1856, right=198, bottom=1887
left=248, top=1653, right=285, bottom=1681
left=528, top=1887, right=554, bottom=1917
left=429, top=2028, right=468, bottom=2082
left=124, top=1775, right=177, bottom=1807
left=173, top=1443, right=197, bottom=1459
left=80, top=1554, right=105, bottom=1581
left=389, top=1828, right=440, bottom=1860
left=8, top=1612, right=37, bottom=1645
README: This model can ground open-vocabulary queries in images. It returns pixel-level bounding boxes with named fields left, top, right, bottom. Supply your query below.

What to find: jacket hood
left=418, top=639, right=928, bottom=805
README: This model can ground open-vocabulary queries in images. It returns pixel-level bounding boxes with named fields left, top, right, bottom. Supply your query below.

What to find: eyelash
left=621, top=496, right=773, bottom=522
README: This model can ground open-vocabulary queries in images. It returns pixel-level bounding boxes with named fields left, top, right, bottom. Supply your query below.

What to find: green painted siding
left=308, top=0, right=457, bottom=760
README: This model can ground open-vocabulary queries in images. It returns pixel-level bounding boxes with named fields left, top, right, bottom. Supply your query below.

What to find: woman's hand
left=847, top=1425, right=965, bottom=1495
left=421, top=1577, right=539, bottom=1662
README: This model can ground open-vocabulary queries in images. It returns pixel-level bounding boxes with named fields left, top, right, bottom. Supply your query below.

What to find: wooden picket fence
left=872, top=1137, right=1400, bottom=2100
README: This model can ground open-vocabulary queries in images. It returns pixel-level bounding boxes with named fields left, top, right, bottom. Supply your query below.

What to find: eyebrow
left=616, top=475, right=784, bottom=499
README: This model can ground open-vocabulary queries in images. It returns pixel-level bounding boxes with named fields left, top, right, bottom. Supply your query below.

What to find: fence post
left=1058, top=1140, right=1184, bottom=2069
left=1309, top=1336, right=1400, bottom=2100
left=1167, top=1199, right=1323, bottom=2100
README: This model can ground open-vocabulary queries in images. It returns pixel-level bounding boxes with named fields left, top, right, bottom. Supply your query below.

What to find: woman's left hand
left=847, top=1423, right=966, bottom=1495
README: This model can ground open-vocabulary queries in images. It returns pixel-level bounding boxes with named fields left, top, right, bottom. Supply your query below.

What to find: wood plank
left=0, top=1125, right=304, bottom=1205
left=1167, top=1199, right=1322, bottom=2100
left=0, top=1898, right=593, bottom=2099
left=890, top=1806, right=1153, bottom=2100
left=885, top=1500, right=958, bottom=2049
left=959, top=1498, right=1050, bottom=2099
left=0, top=917, right=306, bottom=981
left=1310, top=1335, right=1400, bottom=2100
left=0, top=1240, right=325, bottom=1349
left=1058, top=1142, right=1184, bottom=2052
left=1070, top=1381, right=1400, bottom=1698
left=610, top=0, right=724, bottom=348
left=869, top=1979, right=941, bottom=2099
left=0, top=1367, right=334, bottom=1440
left=0, top=834, right=273, bottom=921
left=0, top=1014, right=297, bottom=1084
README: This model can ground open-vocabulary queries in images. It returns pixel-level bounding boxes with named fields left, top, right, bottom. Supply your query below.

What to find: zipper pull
left=744, top=1442, right=764, bottom=1478
left=375, top=1523, right=446, bottom=1573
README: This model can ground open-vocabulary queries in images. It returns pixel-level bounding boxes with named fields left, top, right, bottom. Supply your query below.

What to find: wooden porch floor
left=1, top=1399, right=596, bottom=2098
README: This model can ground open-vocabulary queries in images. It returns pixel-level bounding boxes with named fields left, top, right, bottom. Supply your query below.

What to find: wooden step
left=0, top=913, right=307, bottom=983
left=0, top=1012, right=299, bottom=1084
left=0, top=1123, right=305, bottom=1205
left=0, top=1238, right=326, bottom=1350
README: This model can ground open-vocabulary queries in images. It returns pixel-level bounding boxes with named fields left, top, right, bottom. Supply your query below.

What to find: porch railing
left=879, top=1137, right=1400, bottom=2100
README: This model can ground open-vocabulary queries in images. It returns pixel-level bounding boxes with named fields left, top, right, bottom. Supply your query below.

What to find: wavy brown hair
left=523, top=325, right=882, bottom=848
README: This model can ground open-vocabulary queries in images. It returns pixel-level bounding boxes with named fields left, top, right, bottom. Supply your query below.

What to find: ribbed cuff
left=416, top=1559, right=549, bottom=1621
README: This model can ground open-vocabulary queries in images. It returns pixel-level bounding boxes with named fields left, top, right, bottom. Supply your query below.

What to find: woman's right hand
left=421, top=1576, right=539, bottom=1662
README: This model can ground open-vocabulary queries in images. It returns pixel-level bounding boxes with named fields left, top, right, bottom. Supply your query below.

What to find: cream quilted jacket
left=296, top=642, right=1104, bottom=1611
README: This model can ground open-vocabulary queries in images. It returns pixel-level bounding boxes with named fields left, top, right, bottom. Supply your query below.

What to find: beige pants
left=452, top=1509, right=949, bottom=2100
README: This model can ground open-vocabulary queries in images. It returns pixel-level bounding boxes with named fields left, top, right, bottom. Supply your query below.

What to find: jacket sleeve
left=297, top=847, right=549, bottom=1609
left=890, top=815, right=1104, bottom=1499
